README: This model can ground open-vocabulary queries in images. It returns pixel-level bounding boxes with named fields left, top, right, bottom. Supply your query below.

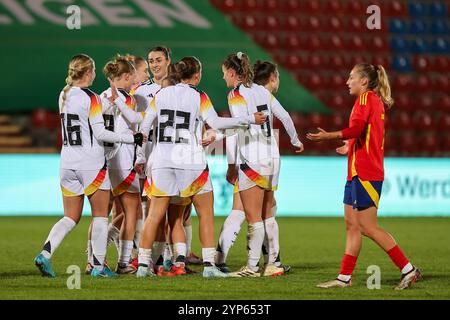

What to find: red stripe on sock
left=387, top=245, right=409, bottom=270
left=339, top=254, right=358, bottom=275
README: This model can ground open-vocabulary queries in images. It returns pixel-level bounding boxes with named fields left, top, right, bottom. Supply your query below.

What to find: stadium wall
left=2, top=154, right=450, bottom=217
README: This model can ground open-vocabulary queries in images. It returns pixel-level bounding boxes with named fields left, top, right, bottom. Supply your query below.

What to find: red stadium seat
left=327, top=35, right=345, bottom=51
left=255, top=33, right=279, bottom=50
left=238, top=15, right=261, bottom=32
left=329, top=94, right=348, bottom=110
left=437, top=94, right=450, bottom=113
left=393, top=74, right=412, bottom=92
left=306, top=54, right=327, bottom=70
left=388, top=0, right=408, bottom=17
left=346, top=17, right=364, bottom=32
left=413, top=111, right=435, bottom=131
left=433, top=56, right=450, bottom=72
left=241, top=0, right=262, bottom=13
left=398, top=131, right=417, bottom=156
left=303, top=73, right=326, bottom=91
left=416, top=95, right=435, bottom=111
left=304, top=16, right=322, bottom=32
left=329, top=74, right=346, bottom=89
left=307, top=112, right=328, bottom=129
left=394, top=93, right=412, bottom=110
left=330, top=113, right=346, bottom=130
left=263, top=15, right=281, bottom=31
left=369, top=36, right=389, bottom=52
left=396, top=111, right=412, bottom=130
left=263, top=0, right=278, bottom=11
left=437, top=113, right=450, bottom=130
left=345, top=1, right=364, bottom=14
left=422, top=133, right=439, bottom=155
left=282, top=33, right=301, bottom=50
left=347, top=35, right=366, bottom=51
left=32, top=109, right=53, bottom=129
left=306, top=34, right=323, bottom=51
left=289, top=112, right=305, bottom=130
left=282, top=16, right=300, bottom=32
left=413, top=56, right=434, bottom=72
left=383, top=133, right=399, bottom=155
left=435, top=74, right=450, bottom=93
left=415, top=74, right=432, bottom=91
left=217, top=0, right=241, bottom=13
left=284, top=53, right=306, bottom=70
left=324, top=0, right=343, bottom=13
left=281, top=0, right=302, bottom=13
left=302, top=0, right=322, bottom=13
left=372, top=55, right=390, bottom=69
left=328, top=55, right=347, bottom=71
left=325, top=16, right=345, bottom=32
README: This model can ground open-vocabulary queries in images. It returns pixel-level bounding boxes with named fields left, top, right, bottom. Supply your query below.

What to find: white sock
left=271, top=205, right=277, bottom=217
left=164, top=243, right=173, bottom=262
left=91, top=217, right=108, bottom=270
left=132, top=219, right=143, bottom=259
left=174, top=242, right=187, bottom=258
left=247, top=221, right=265, bottom=272
left=215, top=209, right=245, bottom=265
left=41, top=216, right=76, bottom=259
left=118, top=240, right=134, bottom=266
left=141, top=200, right=149, bottom=220
left=107, top=223, right=120, bottom=253
left=138, top=248, right=152, bottom=268
left=184, top=225, right=193, bottom=255
left=202, top=247, right=216, bottom=266
left=402, top=262, right=414, bottom=275
left=152, top=241, right=165, bottom=266
left=87, top=240, right=93, bottom=265
left=337, top=274, right=351, bottom=282
left=263, top=217, right=280, bottom=265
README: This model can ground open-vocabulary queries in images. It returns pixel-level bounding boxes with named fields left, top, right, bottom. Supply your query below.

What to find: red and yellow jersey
left=347, top=91, right=385, bottom=181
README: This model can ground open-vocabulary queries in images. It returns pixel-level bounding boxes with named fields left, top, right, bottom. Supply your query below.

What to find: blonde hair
left=356, top=63, right=394, bottom=109
left=125, top=54, right=147, bottom=69
left=61, top=54, right=94, bottom=110
left=103, top=54, right=136, bottom=80
left=223, top=52, right=253, bottom=88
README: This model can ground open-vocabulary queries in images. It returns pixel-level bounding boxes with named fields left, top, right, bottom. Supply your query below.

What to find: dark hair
left=149, top=46, right=171, bottom=60
left=253, top=60, right=278, bottom=86
left=355, top=63, right=394, bottom=109
left=223, top=52, right=253, bottom=88
left=174, top=57, right=201, bottom=81
left=162, top=63, right=180, bottom=85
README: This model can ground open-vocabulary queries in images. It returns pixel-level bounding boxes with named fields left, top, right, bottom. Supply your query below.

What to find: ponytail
left=376, top=65, right=394, bottom=109
left=61, top=54, right=94, bottom=111
left=223, top=52, right=253, bottom=87
left=355, top=63, right=394, bottom=110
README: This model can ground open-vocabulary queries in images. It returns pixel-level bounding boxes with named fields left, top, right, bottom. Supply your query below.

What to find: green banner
left=0, top=0, right=329, bottom=113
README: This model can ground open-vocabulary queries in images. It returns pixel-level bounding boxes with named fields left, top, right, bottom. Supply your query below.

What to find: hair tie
left=236, top=52, right=244, bottom=60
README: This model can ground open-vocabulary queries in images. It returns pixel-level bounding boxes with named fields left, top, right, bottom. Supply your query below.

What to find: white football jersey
left=139, top=83, right=253, bottom=170
left=100, top=87, right=138, bottom=170
left=228, top=84, right=282, bottom=164
left=132, top=80, right=160, bottom=159
left=59, top=87, right=133, bottom=170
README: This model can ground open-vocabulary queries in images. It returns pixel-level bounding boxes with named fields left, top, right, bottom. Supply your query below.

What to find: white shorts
left=150, top=166, right=212, bottom=197
left=60, top=166, right=110, bottom=197
left=237, top=159, right=280, bottom=192
left=109, top=169, right=140, bottom=197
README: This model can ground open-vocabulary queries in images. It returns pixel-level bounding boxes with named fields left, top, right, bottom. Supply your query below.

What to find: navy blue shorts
left=343, top=177, right=383, bottom=210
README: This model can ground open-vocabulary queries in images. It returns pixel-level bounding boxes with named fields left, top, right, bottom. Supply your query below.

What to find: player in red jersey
left=307, top=64, right=421, bottom=290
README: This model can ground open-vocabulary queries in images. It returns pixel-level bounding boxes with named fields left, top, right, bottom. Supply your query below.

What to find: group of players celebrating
left=34, top=45, right=421, bottom=290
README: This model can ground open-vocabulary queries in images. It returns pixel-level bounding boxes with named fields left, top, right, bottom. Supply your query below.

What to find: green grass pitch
left=1, top=216, right=449, bottom=300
